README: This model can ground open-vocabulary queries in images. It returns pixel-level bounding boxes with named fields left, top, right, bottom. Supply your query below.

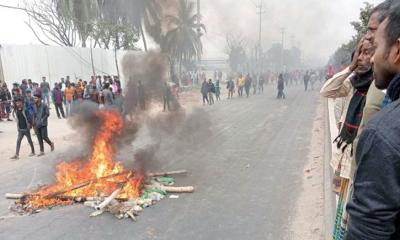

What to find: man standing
left=215, top=78, right=221, bottom=101
left=208, top=79, right=215, bottom=105
left=138, top=80, right=145, bottom=110
left=201, top=79, right=209, bottom=105
left=304, top=71, right=310, bottom=91
left=252, top=74, right=257, bottom=95
left=277, top=74, right=285, bottom=99
left=345, top=4, right=400, bottom=239
left=227, top=78, right=235, bottom=99
left=238, top=74, right=245, bottom=97
left=10, top=97, right=35, bottom=160
left=258, top=75, right=265, bottom=94
left=102, top=83, right=114, bottom=108
left=52, top=83, right=65, bottom=119
left=20, top=80, right=28, bottom=98
left=64, top=83, right=74, bottom=117
left=40, top=77, right=50, bottom=105
left=33, top=93, right=54, bottom=157
left=244, top=74, right=252, bottom=98
left=163, top=82, right=172, bottom=112
left=0, top=83, right=12, bottom=121
left=24, top=89, right=36, bottom=123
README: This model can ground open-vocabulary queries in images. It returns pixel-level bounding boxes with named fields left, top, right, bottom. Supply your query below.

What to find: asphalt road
left=0, top=84, right=320, bottom=240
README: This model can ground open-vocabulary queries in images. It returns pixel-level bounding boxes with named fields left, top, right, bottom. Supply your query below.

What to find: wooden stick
left=44, top=171, right=131, bottom=199
left=147, top=170, right=188, bottom=177
left=158, top=186, right=194, bottom=193
left=95, top=188, right=122, bottom=211
left=95, top=172, right=133, bottom=211
left=145, top=184, right=194, bottom=193
left=56, top=195, right=129, bottom=203
left=5, top=193, right=24, bottom=199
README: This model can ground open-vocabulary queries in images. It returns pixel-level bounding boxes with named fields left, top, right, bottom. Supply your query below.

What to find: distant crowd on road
left=320, top=1, right=400, bottom=239
left=199, top=69, right=323, bottom=105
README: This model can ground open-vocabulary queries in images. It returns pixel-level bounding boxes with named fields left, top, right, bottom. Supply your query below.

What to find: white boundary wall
left=0, top=44, right=130, bottom=87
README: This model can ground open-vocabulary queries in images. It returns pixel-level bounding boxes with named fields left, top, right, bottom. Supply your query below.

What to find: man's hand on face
left=350, top=40, right=364, bottom=72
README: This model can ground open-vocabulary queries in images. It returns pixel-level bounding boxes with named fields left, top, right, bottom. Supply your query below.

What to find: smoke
left=63, top=50, right=211, bottom=174
left=200, top=0, right=382, bottom=65
left=119, top=51, right=210, bottom=172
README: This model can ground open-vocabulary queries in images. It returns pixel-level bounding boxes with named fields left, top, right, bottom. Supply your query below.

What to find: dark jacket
left=14, top=107, right=31, bottom=131
left=34, top=103, right=50, bottom=128
left=278, top=78, right=285, bottom=90
left=208, top=82, right=215, bottom=93
left=24, top=97, right=36, bottom=124
left=201, top=82, right=208, bottom=95
left=345, top=74, right=400, bottom=240
left=52, top=88, right=64, bottom=104
left=227, top=80, right=235, bottom=90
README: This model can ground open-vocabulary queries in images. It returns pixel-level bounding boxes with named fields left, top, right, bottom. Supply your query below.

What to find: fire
left=26, top=111, right=144, bottom=209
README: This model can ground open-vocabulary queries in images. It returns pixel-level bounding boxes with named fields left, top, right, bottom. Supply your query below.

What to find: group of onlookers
left=321, top=1, right=400, bottom=239
left=1, top=74, right=126, bottom=160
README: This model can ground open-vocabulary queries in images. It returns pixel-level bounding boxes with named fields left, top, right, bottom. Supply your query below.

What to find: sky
left=0, top=0, right=383, bottom=66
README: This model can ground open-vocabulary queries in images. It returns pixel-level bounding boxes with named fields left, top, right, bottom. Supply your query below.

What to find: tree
left=329, top=2, right=374, bottom=68
left=225, top=33, right=247, bottom=72
left=24, top=0, right=78, bottom=46
left=164, top=0, right=205, bottom=79
left=98, top=0, right=161, bottom=52
left=53, top=0, right=100, bottom=47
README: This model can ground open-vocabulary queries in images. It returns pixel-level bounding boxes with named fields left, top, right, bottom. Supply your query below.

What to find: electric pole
left=197, top=0, right=201, bottom=61
left=255, top=0, right=265, bottom=76
left=280, top=28, right=285, bottom=72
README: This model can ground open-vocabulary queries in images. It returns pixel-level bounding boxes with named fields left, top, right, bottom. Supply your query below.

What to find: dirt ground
left=287, top=98, right=325, bottom=240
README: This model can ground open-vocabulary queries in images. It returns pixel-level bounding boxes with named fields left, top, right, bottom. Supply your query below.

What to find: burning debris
left=5, top=110, right=194, bottom=221
left=4, top=51, right=201, bottom=222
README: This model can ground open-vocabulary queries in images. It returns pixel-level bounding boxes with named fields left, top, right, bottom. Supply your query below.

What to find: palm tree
left=54, top=0, right=100, bottom=47
left=164, top=0, right=205, bottom=80
left=119, top=0, right=161, bottom=52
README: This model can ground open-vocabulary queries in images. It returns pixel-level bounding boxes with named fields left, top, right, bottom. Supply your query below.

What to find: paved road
left=0, top=84, right=320, bottom=240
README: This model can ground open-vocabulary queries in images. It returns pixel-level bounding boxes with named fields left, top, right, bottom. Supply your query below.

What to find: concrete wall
left=0, top=44, right=130, bottom=87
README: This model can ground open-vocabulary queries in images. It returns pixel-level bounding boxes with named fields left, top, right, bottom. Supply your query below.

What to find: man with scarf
left=345, top=4, right=400, bottom=239
left=334, top=39, right=374, bottom=153
left=320, top=38, right=374, bottom=240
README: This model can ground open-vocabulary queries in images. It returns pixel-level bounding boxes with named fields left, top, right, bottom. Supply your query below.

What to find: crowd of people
left=0, top=74, right=134, bottom=159
left=198, top=69, right=322, bottom=105
left=321, top=1, right=400, bottom=239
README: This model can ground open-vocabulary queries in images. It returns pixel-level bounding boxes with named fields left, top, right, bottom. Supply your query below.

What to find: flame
left=26, top=111, right=143, bottom=209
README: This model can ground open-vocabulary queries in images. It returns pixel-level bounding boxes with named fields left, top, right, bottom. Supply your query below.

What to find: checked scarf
left=334, top=69, right=373, bottom=153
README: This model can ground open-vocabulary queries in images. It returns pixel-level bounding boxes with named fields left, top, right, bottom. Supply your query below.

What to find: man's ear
left=394, top=39, right=400, bottom=64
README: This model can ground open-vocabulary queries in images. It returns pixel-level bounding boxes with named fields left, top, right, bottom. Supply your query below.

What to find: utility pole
left=196, top=0, right=201, bottom=85
left=280, top=28, right=285, bottom=72
left=255, top=0, right=265, bottom=76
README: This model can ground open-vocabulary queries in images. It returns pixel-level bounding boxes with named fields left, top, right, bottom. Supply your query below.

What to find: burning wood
left=44, top=171, right=132, bottom=199
left=5, top=111, right=194, bottom=222
left=95, top=173, right=132, bottom=211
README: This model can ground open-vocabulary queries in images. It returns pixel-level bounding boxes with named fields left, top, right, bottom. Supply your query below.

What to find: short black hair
left=385, top=3, right=400, bottom=47
left=371, top=0, right=393, bottom=23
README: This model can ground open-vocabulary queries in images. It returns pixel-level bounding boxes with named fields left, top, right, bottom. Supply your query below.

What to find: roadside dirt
left=287, top=98, right=324, bottom=240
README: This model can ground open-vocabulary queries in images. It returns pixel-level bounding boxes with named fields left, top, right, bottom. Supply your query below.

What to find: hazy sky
left=0, top=0, right=383, bottom=65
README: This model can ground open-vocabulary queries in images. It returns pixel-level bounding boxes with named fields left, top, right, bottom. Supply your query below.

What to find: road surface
left=0, top=84, right=321, bottom=240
